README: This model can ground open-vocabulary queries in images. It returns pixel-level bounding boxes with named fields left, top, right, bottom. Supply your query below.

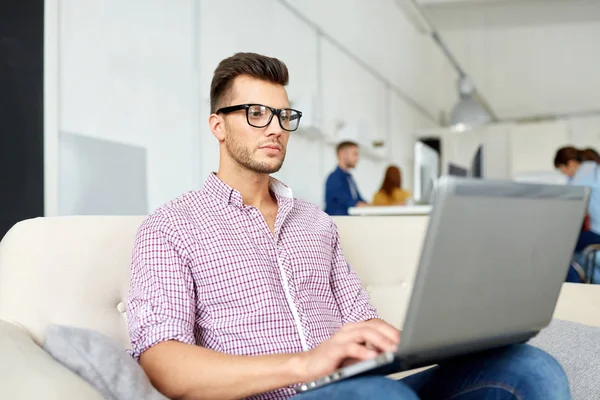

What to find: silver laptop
left=295, top=176, right=589, bottom=393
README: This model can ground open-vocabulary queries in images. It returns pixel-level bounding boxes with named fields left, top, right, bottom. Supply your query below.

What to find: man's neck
left=216, top=165, right=274, bottom=209
left=338, top=163, right=349, bottom=172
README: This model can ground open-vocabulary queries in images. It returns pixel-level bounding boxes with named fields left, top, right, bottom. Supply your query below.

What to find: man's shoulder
left=325, top=168, right=345, bottom=191
left=140, top=190, right=210, bottom=235
left=292, top=198, right=325, bottom=213
left=155, top=189, right=201, bottom=214
left=290, top=198, right=335, bottom=228
left=326, top=167, right=342, bottom=180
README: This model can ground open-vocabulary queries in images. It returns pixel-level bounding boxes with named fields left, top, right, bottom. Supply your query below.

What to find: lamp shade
left=450, top=94, right=492, bottom=127
left=449, top=76, right=491, bottom=127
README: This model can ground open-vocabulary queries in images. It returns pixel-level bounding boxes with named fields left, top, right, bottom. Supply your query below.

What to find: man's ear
left=209, top=113, right=225, bottom=142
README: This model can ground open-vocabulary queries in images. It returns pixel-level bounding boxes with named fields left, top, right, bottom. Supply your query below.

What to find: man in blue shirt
left=325, top=141, right=368, bottom=215
left=554, top=146, right=600, bottom=251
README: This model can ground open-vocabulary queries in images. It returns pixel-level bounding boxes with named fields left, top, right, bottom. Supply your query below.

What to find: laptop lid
left=398, top=176, right=589, bottom=363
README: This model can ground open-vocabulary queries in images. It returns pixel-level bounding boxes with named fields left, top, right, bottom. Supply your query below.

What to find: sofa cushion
left=44, top=325, right=168, bottom=400
left=0, top=321, right=104, bottom=399
left=529, top=319, right=600, bottom=400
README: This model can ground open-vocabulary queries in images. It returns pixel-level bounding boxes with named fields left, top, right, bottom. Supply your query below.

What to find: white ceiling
left=421, top=0, right=600, bottom=29
left=417, top=0, right=600, bottom=121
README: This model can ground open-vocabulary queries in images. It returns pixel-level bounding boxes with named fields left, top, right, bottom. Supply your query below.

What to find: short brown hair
left=336, top=141, right=358, bottom=154
left=210, top=52, right=289, bottom=113
left=554, top=146, right=582, bottom=167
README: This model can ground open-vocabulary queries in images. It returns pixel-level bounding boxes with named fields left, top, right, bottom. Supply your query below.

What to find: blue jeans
left=296, top=344, right=570, bottom=399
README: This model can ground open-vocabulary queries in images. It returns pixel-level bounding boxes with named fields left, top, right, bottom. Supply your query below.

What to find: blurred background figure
left=554, top=146, right=600, bottom=253
left=324, top=141, right=367, bottom=216
left=372, top=165, right=412, bottom=206
left=580, top=148, right=600, bottom=164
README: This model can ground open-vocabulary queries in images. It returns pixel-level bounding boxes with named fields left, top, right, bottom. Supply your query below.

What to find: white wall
left=430, top=115, right=600, bottom=182
left=508, top=116, right=600, bottom=177
left=425, top=1, right=600, bottom=121
left=55, top=0, right=200, bottom=212
left=46, top=0, right=454, bottom=214
left=417, top=0, right=600, bottom=185
left=441, top=23, right=600, bottom=120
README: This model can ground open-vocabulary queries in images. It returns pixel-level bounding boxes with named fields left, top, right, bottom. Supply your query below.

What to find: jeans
left=296, top=344, right=570, bottom=399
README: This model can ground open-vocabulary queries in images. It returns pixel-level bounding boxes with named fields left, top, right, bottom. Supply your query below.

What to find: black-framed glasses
left=216, top=104, right=302, bottom=132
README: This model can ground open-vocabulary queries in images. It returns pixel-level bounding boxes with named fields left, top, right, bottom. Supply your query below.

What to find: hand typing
left=296, top=319, right=400, bottom=382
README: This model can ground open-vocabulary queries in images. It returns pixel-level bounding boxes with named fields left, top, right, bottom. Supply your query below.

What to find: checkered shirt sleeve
left=127, top=212, right=197, bottom=360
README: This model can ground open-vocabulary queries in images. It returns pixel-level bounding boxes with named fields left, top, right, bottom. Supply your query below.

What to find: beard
left=224, top=132, right=286, bottom=174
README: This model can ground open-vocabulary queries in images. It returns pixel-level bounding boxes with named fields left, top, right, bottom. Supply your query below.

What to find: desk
left=348, top=205, right=432, bottom=216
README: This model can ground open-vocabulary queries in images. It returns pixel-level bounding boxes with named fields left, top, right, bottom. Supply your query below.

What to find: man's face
left=340, top=146, right=359, bottom=169
left=217, top=75, right=290, bottom=174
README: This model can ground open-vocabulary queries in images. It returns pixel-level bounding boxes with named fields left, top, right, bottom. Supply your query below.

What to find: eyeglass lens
left=247, top=105, right=300, bottom=131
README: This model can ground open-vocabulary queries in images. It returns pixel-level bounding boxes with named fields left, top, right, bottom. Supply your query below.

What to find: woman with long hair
left=372, top=165, right=412, bottom=206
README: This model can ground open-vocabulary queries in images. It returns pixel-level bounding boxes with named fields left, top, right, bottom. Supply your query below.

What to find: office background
left=3, top=0, right=600, bottom=237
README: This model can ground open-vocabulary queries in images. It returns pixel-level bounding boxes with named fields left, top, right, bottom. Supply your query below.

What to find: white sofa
left=1, top=215, right=600, bottom=398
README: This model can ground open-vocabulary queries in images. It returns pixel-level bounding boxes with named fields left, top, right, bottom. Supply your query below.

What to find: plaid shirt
left=127, top=173, right=378, bottom=399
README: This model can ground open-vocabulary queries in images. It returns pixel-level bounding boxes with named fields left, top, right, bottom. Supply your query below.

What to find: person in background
left=554, top=146, right=600, bottom=252
left=324, top=141, right=367, bottom=215
left=580, top=147, right=600, bottom=163
left=372, top=165, right=412, bottom=206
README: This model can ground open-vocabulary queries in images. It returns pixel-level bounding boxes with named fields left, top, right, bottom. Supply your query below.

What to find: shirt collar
left=336, top=166, right=351, bottom=176
left=202, top=173, right=294, bottom=208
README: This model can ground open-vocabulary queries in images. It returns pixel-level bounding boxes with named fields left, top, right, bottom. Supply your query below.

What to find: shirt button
left=117, top=302, right=126, bottom=313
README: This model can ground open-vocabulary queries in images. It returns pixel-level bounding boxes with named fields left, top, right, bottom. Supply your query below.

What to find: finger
left=337, top=327, right=398, bottom=352
left=340, top=358, right=362, bottom=368
left=363, top=319, right=401, bottom=344
left=340, top=342, right=378, bottom=362
left=339, top=321, right=400, bottom=347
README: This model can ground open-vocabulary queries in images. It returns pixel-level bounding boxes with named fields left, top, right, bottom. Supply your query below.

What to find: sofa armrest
left=554, top=283, right=600, bottom=327
left=0, top=320, right=103, bottom=399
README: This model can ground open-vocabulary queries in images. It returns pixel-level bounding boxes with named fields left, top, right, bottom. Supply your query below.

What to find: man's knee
left=504, top=344, right=570, bottom=397
left=508, top=344, right=563, bottom=370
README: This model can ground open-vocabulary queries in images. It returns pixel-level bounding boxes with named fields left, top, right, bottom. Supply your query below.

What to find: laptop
left=295, top=176, right=589, bottom=393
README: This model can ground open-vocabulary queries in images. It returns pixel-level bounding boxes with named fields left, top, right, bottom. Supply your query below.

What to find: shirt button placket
left=274, top=238, right=308, bottom=351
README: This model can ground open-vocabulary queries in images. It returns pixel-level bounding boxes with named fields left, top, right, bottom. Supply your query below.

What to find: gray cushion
left=44, top=325, right=168, bottom=400
left=529, top=319, right=600, bottom=400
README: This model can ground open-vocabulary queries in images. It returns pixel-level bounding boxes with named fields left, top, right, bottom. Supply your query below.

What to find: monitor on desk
left=414, top=141, right=439, bottom=205
left=448, top=163, right=468, bottom=177
left=471, top=145, right=484, bottom=178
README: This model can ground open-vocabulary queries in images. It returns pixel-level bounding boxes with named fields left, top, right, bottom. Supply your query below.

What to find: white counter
left=348, top=205, right=432, bottom=216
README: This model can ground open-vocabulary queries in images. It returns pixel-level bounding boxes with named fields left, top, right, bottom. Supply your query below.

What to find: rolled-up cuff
left=128, top=321, right=195, bottom=361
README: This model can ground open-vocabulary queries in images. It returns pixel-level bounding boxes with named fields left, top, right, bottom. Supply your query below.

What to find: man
left=554, top=146, right=600, bottom=251
left=324, top=141, right=368, bottom=216
left=127, top=52, right=569, bottom=399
